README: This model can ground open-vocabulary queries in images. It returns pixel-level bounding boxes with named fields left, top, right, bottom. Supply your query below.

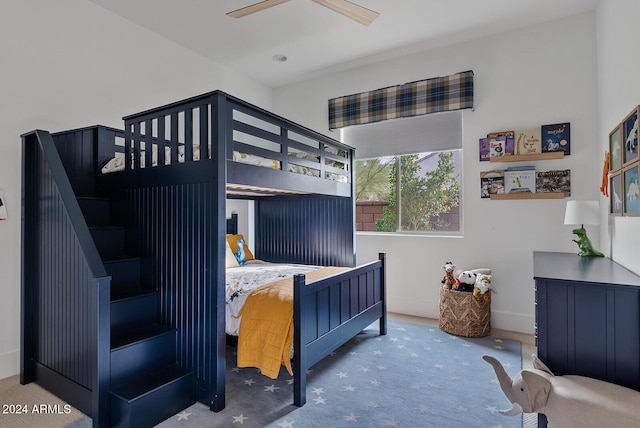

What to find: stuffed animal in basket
left=454, top=268, right=491, bottom=292
left=456, top=271, right=476, bottom=292
left=484, top=354, right=640, bottom=428
left=441, top=261, right=457, bottom=290
left=474, top=274, right=496, bottom=300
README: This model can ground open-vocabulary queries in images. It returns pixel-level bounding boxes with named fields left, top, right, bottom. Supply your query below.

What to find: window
left=355, top=151, right=460, bottom=232
left=342, top=111, right=463, bottom=234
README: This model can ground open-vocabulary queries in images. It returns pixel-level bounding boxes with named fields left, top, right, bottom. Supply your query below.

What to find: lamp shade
left=564, top=200, right=600, bottom=226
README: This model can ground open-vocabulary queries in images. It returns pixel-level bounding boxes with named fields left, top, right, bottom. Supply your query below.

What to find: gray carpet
left=152, top=320, right=522, bottom=428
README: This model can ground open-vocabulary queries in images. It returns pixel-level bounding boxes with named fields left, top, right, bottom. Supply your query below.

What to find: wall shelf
left=490, top=192, right=565, bottom=200
left=489, top=152, right=564, bottom=162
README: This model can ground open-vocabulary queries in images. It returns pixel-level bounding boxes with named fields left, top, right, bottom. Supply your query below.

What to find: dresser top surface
left=533, top=251, right=640, bottom=287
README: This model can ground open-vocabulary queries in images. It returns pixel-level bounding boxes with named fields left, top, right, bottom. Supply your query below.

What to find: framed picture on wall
left=623, top=107, right=639, bottom=165
left=609, top=124, right=623, bottom=171
left=623, top=163, right=639, bottom=216
left=610, top=173, right=623, bottom=215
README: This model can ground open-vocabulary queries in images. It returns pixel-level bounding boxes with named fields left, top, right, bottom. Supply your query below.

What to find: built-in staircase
left=77, top=196, right=195, bottom=427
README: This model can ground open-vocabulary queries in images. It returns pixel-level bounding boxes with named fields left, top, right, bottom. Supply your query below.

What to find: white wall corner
left=0, top=349, right=20, bottom=381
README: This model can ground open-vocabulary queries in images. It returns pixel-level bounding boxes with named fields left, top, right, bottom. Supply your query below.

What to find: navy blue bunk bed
left=21, top=90, right=387, bottom=427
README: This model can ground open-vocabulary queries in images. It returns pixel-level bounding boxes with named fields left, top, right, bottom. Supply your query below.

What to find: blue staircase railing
left=21, top=129, right=111, bottom=427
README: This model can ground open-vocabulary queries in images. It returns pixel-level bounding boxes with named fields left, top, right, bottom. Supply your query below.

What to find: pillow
left=226, top=234, right=254, bottom=261
left=101, top=151, right=151, bottom=173
left=101, top=144, right=201, bottom=175
left=101, top=153, right=125, bottom=174
left=225, top=241, right=240, bottom=268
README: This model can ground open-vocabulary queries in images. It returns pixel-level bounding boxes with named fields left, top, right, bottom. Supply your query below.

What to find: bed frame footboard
left=292, top=252, right=387, bottom=406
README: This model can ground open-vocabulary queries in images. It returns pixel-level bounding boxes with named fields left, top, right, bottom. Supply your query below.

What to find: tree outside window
left=355, top=151, right=460, bottom=233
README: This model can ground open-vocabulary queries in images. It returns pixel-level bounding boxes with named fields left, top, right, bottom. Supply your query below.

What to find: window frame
left=342, top=110, right=465, bottom=237
left=354, top=149, right=463, bottom=236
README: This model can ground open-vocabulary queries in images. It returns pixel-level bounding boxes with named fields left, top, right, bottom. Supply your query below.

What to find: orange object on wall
left=600, top=151, right=610, bottom=197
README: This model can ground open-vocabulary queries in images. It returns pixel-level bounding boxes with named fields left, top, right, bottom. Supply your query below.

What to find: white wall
left=274, top=12, right=599, bottom=334
left=5, top=0, right=630, bottom=380
left=596, top=1, right=640, bottom=275
left=226, top=200, right=255, bottom=252
left=0, top=0, right=272, bottom=379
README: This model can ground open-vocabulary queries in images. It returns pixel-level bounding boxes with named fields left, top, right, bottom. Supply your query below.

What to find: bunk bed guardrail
left=21, top=129, right=111, bottom=426
left=99, top=91, right=352, bottom=197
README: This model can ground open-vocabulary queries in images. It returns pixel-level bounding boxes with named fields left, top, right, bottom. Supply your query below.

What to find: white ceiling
left=88, top=0, right=598, bottom=88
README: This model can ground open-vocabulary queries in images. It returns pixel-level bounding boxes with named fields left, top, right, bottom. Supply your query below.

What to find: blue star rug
left=155, top=320, right=522, bottom=428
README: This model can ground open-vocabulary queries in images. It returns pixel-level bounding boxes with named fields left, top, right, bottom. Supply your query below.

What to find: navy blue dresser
left=533, top=251, right=640, bottom=426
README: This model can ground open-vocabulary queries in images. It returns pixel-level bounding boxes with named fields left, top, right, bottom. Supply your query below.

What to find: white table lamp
left=564, top=200, right=603, bottom=257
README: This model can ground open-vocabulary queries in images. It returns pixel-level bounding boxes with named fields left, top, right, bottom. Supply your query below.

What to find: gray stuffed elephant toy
left=484, top=354, right=640, bottom=427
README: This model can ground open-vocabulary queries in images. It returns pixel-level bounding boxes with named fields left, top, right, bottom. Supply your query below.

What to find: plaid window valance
left=328, top=70, right=474, bottom=130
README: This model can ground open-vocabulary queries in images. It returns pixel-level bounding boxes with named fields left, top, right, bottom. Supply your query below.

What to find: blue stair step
left=111, top=326, right=176, bottom=384
left=90, top=226, right=126, bottom=258
left=104, top=257, right=142, bottom=291
left=77, top=197, right=112, bottom=226
left=110, top=365, right=195, bottom=428
left=111, top=289, right=158, bottom=332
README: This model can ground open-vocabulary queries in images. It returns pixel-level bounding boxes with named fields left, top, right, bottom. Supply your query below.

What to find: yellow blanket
left=236, top=266, right=348, bottom=379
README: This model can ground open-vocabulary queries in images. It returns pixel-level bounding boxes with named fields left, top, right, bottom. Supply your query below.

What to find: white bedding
left=101, top=146, right=194, bottom=173
left=101, top=148, right=269, bottom=174
left=102, top=148, right=348, bottom=183
left=225, top=260, right=320, bottom=336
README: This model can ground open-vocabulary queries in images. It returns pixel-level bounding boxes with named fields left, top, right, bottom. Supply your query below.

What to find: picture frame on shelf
left=623, top=163, right=639, bottom=216
left=623, top=107, right=639, bottom=165
left=610, top=172, right=623, bottom=215
left=609, top=124, right=623, bottom=172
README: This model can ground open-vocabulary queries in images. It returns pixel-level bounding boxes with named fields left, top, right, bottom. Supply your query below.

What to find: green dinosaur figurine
left=572, top=227, right=604, bottom=257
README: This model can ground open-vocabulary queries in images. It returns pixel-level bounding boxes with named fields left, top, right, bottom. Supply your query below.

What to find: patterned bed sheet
left=225, top=260, right=321, bottom=336
left=233, top=152, right=348, bottom=182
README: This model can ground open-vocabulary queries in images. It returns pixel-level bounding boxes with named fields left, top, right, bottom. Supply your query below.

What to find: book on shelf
left=514, top=129, right=542, bottom=156
left=487, top=130, right=515, bottom=139
left=480, top=131, right=517, bottom=161
left=536, top=169, right=571, bottom=196
left=479, top=138, right=490, bottom=162
left=541, top=122, right=570, bottom=155
left=480, top=170, right=505, bottom=198
left=504, top=166, right=536, bottom=193
left=487, top=135, right=515, bottom=158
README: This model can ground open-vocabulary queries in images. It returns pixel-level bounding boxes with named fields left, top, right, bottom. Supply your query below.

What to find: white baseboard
left=389, top=306, right=536, bottom=336
left=491, top=310, right=535, bottom=335
left=0, top=349, right=20, bottom=380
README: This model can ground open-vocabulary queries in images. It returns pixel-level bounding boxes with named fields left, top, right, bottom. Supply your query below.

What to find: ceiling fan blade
left=312, top=0, right=379, bottom=26
left=227, top=0, right=292, bottom=18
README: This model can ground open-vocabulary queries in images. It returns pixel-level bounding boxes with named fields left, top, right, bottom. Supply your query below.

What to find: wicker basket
left=438, top=287, right=491, bottom=337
